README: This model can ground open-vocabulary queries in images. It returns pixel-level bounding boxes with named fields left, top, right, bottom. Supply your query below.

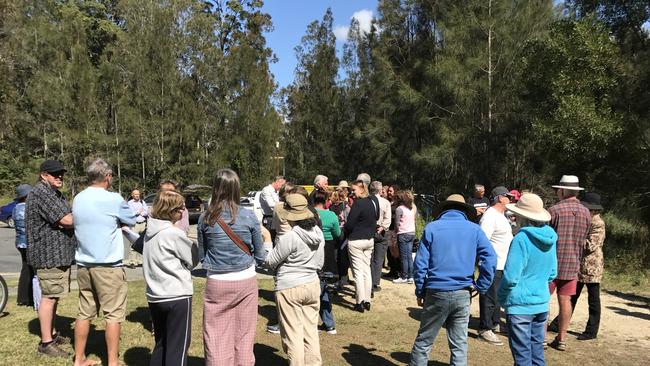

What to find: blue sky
left=262, top=1, right=377, bottom=88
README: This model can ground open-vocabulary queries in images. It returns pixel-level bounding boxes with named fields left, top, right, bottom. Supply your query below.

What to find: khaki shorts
left=37, top=267, right=71, bottom=298
left=77, top=266, right=128, bottom=323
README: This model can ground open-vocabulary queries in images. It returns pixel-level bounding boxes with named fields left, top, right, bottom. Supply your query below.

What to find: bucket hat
left=284, top=194, right=314, bottom=221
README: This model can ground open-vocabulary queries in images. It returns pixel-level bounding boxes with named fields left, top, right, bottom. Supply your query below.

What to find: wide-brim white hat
left=506, top=193, right=551, bottom=222
left=551, top=175, right=584, bottom=191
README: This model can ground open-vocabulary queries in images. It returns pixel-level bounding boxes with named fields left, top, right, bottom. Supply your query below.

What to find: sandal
left=548, top=338, right=567, bottom=351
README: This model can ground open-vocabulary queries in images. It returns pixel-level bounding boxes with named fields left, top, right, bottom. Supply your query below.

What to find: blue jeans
left=506, top=312, right=547, bottom=366
left=409, top=289, right=470, bottom=366
left=398, top=233, right=415, bottom=279
left=319, top=279, right=335, bottom=329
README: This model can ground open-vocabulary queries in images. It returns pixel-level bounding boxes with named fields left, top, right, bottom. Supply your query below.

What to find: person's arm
left=58, top=213, right=74, bottom=228
left=249, top=213, right=267, bottom=263
left=140, top=201, right=148, bottom=217
left=394, top=206, right=403, bottom=232
left=41, top=192, right=73, bottom=228
left=497, top=236, right=527, bottom=304
left=175, top=209, right=190, bottom=234
left=330, top=213, right=341, bottom=239
left=475, top=229, right=497, bottom=294
left=117, top=200, right=137, bottom=226
left=172, top=231, right=200, bottom=269
left=413, top=228, right=431, bottom=301
left=263, top=233, right=294, bottom=269
left=197, top=216, right=205, bottom=260
left=380, top=200, right=391, bottom=231
left=344, top=201, right=361, bottom=236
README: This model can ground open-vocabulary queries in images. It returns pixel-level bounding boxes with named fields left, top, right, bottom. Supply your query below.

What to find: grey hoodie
left=144, top=218, right=199, bottom=302
left=264, top=225, right=325, bottom=291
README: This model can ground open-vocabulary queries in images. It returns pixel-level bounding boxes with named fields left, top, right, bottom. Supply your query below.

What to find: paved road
left=0, top=224, right=20, bottom=274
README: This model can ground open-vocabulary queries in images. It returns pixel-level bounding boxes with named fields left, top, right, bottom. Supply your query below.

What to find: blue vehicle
left=0, top=201, right=17, bottom=228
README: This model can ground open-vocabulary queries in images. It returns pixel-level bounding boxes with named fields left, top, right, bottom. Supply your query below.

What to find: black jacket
left=344, top=197, right=377, bottom=241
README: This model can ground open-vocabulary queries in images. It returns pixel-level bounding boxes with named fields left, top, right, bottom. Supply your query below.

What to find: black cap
left=40, top=160, right=67, bottom=174
left=491, top=186, right=513, bottom=199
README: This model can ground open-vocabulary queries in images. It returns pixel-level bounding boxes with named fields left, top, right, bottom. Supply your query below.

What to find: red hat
left=509, top=189, right=521, bottom=201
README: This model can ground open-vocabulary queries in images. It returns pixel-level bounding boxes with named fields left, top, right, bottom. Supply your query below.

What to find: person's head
left=552, top=175, right=584, bottom=200
left=490, top=186, right=513, bottom=209
left=205, top=168, right=240, bottom=226
left=312, top=190, right=329, bottom=208
left=284, top=193, right=317, bottom=230
left=369, top=181, right=383, bottom=196
left=314, top=175, right=328, bottom=190
left=351, top=180, right=369, bottom=199
left=556, top=188, right=579, bottom=200
left=387, top=185, right=396, bottom=200
left=151, top=190, right=185, bottom=223
left=337, top=180, right=350, bottom=198
left=14, top=184, right=32, bottom=203
left=473, top=184, right=485, bottom=198
left=131, top=189, right=141, bottom=201
left=381, top=186, right=388, bottom=198
left=356, top=173, right=371, bottom=186
left=159, top=179, right=178, bottom=192
left=330, top=190, right=343, bottom=204
left=86, top=158, right=113, bottom=188
left=39, top=159, right=67, bottom=189
left=279, top=182, right=297, bottom=201
left=398, top=190, right=414, bottom=209
left=506, top=193, right=551, bottom=228
left=271, top=176, right=286, bottom=191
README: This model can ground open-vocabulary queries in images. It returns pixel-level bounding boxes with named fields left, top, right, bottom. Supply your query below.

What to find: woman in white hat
left=497, top=193, right=558, bottom=366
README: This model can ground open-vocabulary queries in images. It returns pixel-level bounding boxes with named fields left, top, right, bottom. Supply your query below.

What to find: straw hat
left=283, top=194, right=314, bottom=221
left=337, top=180, right=350, bottom=190
left=505, top=193, right=551, bottom=222
left=431, top=194, right=477, bottom=222
left=552, top=175, right=584, bottom=191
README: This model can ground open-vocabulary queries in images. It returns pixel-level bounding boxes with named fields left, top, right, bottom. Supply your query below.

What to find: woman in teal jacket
left=498, top=193, right=557, bottom=366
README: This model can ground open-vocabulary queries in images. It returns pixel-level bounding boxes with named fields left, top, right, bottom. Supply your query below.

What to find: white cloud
left=334, top=9, right=374, bottom=42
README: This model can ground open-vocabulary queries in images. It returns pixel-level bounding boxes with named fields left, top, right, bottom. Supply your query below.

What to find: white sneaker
left=407, top=278, right=414, bottom=284
left=478, top=330, right=504, bottom=345
left=393, top=278, right=408, bottom=284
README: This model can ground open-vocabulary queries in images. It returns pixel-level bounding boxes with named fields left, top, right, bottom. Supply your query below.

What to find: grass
left=0, top=276, right=647, bottom=366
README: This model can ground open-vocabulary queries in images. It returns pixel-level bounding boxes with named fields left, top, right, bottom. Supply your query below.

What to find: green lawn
left=0, top=276, right=646, bottom=365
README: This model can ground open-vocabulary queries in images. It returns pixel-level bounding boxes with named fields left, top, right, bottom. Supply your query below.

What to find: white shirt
left=480, top=206, right=513, bottom=270
left=260, top=184, right=279, bottom=216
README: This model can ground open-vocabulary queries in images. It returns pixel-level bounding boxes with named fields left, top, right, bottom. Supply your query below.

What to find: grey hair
left=87, top=158, right=113, bottom=184
left=369, top=181, right=383, bottom=195
left=314, top=174, right=328, bottom=186
left=356, top=173, right=371, bottom=185
left=474, top=184, right=485, bottom=192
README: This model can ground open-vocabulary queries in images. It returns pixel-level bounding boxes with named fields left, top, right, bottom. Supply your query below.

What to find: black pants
left=337, top=240, right=350, bottom=285
left=371, top=235, right=388, bottom=287
left=479, top=270, right=503, bottom=331
left=386, top=245, right=401, bottom=278
left=571, top=282, right=601, bottom=336
left=17, top=248, right=34, bottom=306
left=323, top=239, right=339, bottom=275
left=149, top=297, right=192, bottom=366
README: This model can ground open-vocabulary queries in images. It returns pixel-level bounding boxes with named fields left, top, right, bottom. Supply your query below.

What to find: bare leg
left=38, top=297, right=57, bottom=343
left=105, top=322, right=121, bottom=366
left=557, top=294, right=572, bottom=342
left=73, top=319, right=96, bottom=366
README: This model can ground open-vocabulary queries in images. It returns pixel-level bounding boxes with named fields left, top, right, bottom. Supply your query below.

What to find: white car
left=240, top=191, right=263, bottom=221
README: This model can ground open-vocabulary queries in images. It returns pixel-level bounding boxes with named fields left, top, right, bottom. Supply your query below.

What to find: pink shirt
left=396, top=205, right=416, bottom=235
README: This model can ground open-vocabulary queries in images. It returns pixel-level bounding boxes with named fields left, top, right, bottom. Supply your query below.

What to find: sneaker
left=354, top=303, right=365, bottom=313
left=37, top=342, right=70, bottom=358
left=548, top=338, right=567, bottom=351
left=478, top=330, right=504, bottom=345
left=363, top=301, right=371, bottom=311
left=393, top=278, right=408, bottom=284
left=407, top=278, right=414, bottom=284
left=52, top=333, right=71, bottom=345
left=319, top=324, right=337, bottom=335
left=266, top=324, right=280, bottom=334
left=492, top=324, right=508, bottom=335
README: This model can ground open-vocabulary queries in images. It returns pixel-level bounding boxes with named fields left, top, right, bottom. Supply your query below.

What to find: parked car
left=143, top=185, right=211, bottom=225
left=240, top=191, right=263, bottom=221
left=0, top=201, right=18, bottom=228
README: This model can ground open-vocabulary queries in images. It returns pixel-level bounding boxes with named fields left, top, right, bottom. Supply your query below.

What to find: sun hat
left=431, top=194, right=477, bottom=222
left=505, top=193, right=551, bottom=222
left=15, top=184, right=32, bottom=201
left=39, top=159, right=67, bottom=174
left=581, top=192, right=603, bottom=211
left=491, top=186, right=514, bottom=199
left=551, top=175, right=584, bottom=191
left=283, top=194, right=314, bottom=221
left=337, top=180, right=350, bottom=189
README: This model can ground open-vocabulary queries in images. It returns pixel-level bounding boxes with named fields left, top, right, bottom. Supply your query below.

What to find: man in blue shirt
left=72, top=158, right=135, bottom=366
left=409, top=194, right=497, bottom=366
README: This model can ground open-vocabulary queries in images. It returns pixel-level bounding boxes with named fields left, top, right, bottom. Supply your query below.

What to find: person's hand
left=417, top=298, right=424, bottom=307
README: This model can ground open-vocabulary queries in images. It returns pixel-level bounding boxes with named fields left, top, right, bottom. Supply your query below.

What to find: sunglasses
left=48, top=171, right=65, bottom=179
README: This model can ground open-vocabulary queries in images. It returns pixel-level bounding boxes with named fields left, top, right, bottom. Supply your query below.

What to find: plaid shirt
left=549, top=197, right=591, bottom=280
left=25, top=181, right=77, bottom=269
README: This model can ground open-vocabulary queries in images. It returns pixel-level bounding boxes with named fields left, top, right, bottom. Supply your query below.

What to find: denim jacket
left=198, top=206, right=266, bottom=273
left=13, top=202, right=27, bottom=249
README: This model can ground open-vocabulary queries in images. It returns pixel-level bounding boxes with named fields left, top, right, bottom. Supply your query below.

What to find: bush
left=602, top=211, right=650, bottom=274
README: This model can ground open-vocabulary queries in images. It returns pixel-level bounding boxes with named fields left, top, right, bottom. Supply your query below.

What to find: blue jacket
left=413, top=210, right=497, bottom=298
left=13, top=202, right=27, bottom=248
left=198, top=206, right=266, bottom=273
left=498, top=225, right=557, bottom=315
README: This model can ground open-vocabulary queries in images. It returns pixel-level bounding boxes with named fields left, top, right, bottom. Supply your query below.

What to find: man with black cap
left=409, top=194, right=496, bottom=366
left=25, top=159, right=76, bottom=358
left=477, top=186, right=514, bottom=346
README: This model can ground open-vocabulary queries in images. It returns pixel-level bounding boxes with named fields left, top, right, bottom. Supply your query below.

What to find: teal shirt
left=316, top=209, right=341, bottom=241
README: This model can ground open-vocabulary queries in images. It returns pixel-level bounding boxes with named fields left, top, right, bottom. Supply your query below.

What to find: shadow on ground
left=342, top=343, right=399, bottom=366
left=391, top=351, right=447, bottom=366
left=126, top=306, right=153, bottom=332
left=603, top=290, right=650, bottom=307
left=123, top=346, right=203, bottom=366
left=606, top=305, right=650, bottom=321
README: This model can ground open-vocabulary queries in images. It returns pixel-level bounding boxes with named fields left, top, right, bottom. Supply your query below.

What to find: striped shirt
left=549, top=198, right=591, bottom=280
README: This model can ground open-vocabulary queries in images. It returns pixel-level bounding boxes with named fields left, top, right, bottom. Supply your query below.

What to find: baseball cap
left=491, top=186, right=513, bottom=199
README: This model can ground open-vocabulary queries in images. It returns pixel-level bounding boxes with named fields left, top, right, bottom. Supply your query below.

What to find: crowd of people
left=10, top=158, right=606, bottom=366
